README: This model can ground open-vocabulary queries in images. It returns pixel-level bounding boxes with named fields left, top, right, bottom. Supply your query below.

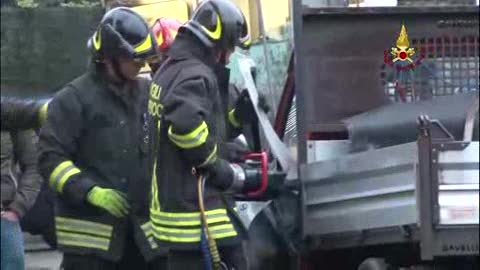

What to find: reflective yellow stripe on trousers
left=150, top=208, right=231, bottom=226
left=141, top=221, right=158, bottom=249
left=55, top=217, right=112, bottom=251
left=57, top=232, right=110, bottom=251
left=150, top=208, right=237, bottom=243
left=152, top=223, right=237, bottom=243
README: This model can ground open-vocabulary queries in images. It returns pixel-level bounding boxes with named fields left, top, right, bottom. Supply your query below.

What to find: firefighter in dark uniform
left=148, top=0, right=268, bottom=269
left=38, top=7, right=160, bottom=269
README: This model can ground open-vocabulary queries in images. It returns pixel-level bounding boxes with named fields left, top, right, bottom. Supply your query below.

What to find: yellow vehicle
left=102, top=0, right=192, bottom=25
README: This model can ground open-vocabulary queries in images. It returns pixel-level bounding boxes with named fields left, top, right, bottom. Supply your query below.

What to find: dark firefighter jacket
left=1, top=97, right=48, bottom=131
left=148, top=29, right=244, bottom=251
left=38, top=68, right=158, bottom=262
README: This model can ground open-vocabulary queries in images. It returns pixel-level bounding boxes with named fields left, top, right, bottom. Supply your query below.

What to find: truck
left=234, top=2, right=479, bottom=270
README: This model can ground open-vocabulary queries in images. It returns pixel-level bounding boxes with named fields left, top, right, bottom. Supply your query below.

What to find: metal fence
left=381, top=36, right=480, bottom=102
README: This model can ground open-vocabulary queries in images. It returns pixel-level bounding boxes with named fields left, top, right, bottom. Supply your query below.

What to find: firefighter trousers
left=151, top=244, right=247, bottom=270
left=61, top=224, right=150, bottom=270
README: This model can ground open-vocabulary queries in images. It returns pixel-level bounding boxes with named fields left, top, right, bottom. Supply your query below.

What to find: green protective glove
left=86, top=187, right=130, bottom=218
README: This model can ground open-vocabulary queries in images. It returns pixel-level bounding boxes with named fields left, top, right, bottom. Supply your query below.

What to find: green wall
left=1, top=6, right=291, bottom=103
left=1, top=7, right=102, bottom=98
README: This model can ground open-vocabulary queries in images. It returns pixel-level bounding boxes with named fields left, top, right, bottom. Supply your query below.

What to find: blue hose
left=201, top=228, right=213, bottom=270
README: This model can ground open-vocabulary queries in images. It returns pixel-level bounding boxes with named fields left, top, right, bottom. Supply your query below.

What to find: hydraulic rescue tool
left=196, top=150, right=285, bottom=269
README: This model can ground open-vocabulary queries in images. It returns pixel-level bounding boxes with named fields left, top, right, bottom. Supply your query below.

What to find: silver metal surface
left=464, top=98, right=479, bottom=141
left=438, top=169, right=479, bottom=184
left=438, top=141, right=479, bottom=163
left=301, top=142, right=419, bottom=236
left=438, top=189, right=479, bottom=224
left=238, top=57, right=297, bottom=179
left=438, top=142, right=479, bottom=184
left=439, top=184, right=479, bottom=190
left=429, top=228, right=479, bottom=257
left=436, top=142, right=479, bottom=225
left=235, top=201, right=272, bottom=229
left=306, top=140, right=351, bottom=163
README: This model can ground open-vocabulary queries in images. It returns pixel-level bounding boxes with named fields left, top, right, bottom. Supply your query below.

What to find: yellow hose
left=197, top=173, right=221, bottom=270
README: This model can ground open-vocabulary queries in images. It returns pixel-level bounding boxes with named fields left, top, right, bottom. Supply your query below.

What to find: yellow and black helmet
left=184, top=0, right=250, bottom=50
left=88, top=7, right=158, bottom=62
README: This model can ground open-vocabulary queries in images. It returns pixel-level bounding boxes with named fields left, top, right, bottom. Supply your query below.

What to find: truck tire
left=358, top=258, right=390, bottom=270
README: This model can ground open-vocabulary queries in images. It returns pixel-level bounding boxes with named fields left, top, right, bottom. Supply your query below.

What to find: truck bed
left=300, top=140, right=479, bottom=256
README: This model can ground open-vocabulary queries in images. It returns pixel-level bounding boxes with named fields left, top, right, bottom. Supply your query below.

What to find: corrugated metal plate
left=302, top=142, right=419, bottom=236
left=437, top=142, right=479, bottom=225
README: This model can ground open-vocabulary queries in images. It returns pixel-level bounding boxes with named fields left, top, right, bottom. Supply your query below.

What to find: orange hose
left=197, top=173, right=221, bottom=270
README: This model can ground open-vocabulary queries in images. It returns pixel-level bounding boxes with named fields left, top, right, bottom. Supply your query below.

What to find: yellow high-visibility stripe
left=141, top=221, right=158, bottom=249
left=200, top=14, right=222, bottom=40
left=57, top=231, right=110, bottom=251
left=240, top=32, right=251, bottom=47
left=150, top=216, right=230, bottom=227
left=56, top=168, right=81, bottom=193
left=151, top=158, right=160, bottom=211
left=147, top=236, right=158, bottom=249
left=135, top=34, right=153, bottom=53
left=153, top=223, right=233, bottom=234
left=39, top=101, right=49, bottom=125
left=141, top=222, right=152, bottom=235
left=228, top=109, right=241, bottom=128
left=168, top=121, right=208, bottom=142
left=49, top=161, right=81, bottom=193
left=49, top=161, right=72, bottom=187
left=168, top=121, right=209, bottom=149
left=150, top=207, right=230, bottom=226
left=93, top=30, right=101, bottom=50
left=150, top=213, right=229, bottom=227
left=140, top=221, right=158, bottom=249
left=243, top=37, right=251, bottom=47
left=152, top=223, right=237, bottom=243
left=55, top=217, right=112, bottom=238
left=58, top=239, right=109, bottom=251
left=198, top=144, right=218, bottom=167
left=151, top=121, right=162, bottom=212
left=151, top=208, right=227, bottom=218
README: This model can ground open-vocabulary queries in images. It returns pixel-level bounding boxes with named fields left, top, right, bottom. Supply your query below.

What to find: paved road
left=24, top=233, right=62, bottom=270
left=25, top=250, right=62, bottom=270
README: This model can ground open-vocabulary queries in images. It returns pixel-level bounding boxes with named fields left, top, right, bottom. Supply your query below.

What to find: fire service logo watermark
left=384, top=23, right=425, bottom=71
